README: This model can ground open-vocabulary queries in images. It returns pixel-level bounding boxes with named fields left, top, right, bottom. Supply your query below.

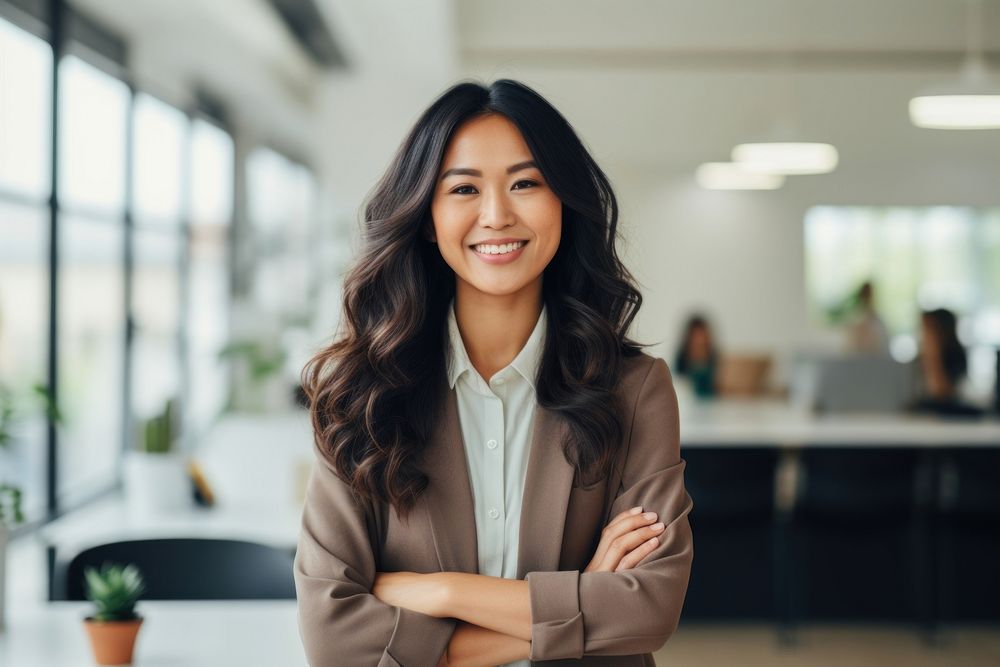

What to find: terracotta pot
left=83, top=616, right=143, bottom=665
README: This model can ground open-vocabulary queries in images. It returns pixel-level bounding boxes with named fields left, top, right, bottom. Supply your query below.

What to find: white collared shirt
left=445, top=296, right=547, bottom=583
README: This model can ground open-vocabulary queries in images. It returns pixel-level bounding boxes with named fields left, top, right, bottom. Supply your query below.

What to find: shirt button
left=487, top=508, right=499, bottom=519
left=486, top=439, right=498, bottom=449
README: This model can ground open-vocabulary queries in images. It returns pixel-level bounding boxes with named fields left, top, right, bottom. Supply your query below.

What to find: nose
left=479, top=187, right=515, bottom=229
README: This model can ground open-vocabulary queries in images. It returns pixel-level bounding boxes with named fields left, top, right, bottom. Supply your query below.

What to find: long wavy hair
left=302, top=78, right=652, bottom=520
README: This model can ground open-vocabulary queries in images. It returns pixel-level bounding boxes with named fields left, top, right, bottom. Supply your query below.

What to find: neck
left=453, top=279, right=543, bottom=382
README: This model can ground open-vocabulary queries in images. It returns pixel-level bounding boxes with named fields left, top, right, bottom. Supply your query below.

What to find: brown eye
left=513, top=180, right=538, bottom=190
left=451, top=185, right=477, bottom=195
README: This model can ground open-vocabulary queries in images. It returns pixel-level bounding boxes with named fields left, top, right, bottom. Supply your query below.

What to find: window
left=55, top=53, right=129, bottom=505
left=246, top=147, right=316, bottom=320
left=805, top=206, right=1000, bottom=394
left=0, top=15, right=53, bottom=522
left=185, top=118, right=234, bottom=438
left=130, top=93, right=186, bottom=435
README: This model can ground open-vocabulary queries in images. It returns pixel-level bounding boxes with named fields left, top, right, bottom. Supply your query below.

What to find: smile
left=469, top=240, right=528, bottom=265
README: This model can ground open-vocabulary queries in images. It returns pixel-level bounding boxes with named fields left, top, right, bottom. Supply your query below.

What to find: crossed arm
left=372, top=506, right=667, bottom=667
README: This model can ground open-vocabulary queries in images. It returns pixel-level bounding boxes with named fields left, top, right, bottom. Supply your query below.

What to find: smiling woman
left=295, top=79, right=694, bottom=667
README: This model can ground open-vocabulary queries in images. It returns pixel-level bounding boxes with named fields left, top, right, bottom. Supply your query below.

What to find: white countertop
left=0, top=600, right=306, bottom=667
left=678, top=396, right=1000, bottom=446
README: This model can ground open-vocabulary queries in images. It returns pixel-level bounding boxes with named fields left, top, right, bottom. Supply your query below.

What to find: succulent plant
left=84, top=563, right=146, bottom=622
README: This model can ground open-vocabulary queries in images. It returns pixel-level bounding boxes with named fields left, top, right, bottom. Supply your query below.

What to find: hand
left=584, top=506, right=665, bottom=573
left=372, top=571, right=448, bottom=617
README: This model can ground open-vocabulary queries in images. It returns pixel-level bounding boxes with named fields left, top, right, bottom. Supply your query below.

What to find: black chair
left=51, top=538, right=297, bottom=601
left=783, top=447, right=935, bottom=643
left=679, top=447, right=782, bottom=622
left=933, top=447, right=1000, bottom=627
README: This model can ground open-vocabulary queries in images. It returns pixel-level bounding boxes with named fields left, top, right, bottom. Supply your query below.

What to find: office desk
left=678, top=397, right=1000, bottom=447
left=0, top=600, right=306, bottom=666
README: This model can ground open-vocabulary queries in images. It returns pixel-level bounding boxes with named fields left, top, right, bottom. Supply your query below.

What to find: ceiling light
left=731, top=142, right=839, bottom=175
left=695, top=162, right=785, bottom=190
left=909, top=60, right=1000, bottom=129
left=910, top=0, right=1000, bottom=130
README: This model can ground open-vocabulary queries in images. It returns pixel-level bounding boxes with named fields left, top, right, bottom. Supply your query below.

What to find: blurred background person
left=673, top=313, right=719, bottom=399
left=912, top=307, right=981, bottom=415
left=845, top=281, right=890, bottom=355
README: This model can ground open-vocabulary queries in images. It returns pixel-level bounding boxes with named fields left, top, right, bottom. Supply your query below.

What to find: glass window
left=0, top=16, right=52, bottom=201
left=186, top=119, right=234, bottom=437
left=134, top=93, right=186, bottom=225
left=246, top=147, right=315, bottom=318
left=0, top=201, right=50, bottom=521
left=131, top=228, right=182, bottom=423
left=805, top=206, right=1000, bottom=394
left=57, top=214, right=124, bottom=506
left=191, top=119, right=234, bottom=226
left=57, top=54, right=129, bottom=215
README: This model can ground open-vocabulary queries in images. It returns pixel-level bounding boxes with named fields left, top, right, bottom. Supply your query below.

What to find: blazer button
left=487, top=508, right=500, bottom=519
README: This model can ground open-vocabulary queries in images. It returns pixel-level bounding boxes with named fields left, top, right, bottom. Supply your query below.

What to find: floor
left=655, top=623, right=1000, bottom=666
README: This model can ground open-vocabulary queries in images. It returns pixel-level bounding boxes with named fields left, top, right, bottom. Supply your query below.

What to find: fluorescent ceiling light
left=909, top=64, right=1000, bottom=129
left=731, top=142, right=839, bottom=175
left=695, top=162, right=785, bottom=190
left=910, top=1, right=1000, bottom=130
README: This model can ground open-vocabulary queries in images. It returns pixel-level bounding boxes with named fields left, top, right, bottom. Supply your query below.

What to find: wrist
left=432, top=572, right=458, bottom=618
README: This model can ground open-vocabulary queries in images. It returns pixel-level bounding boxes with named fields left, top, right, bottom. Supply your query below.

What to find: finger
left=614, top=536, right=660, bottom=572
left=591, top=512, right=659, bottom=571
left=596, top=519, right=665, bottom=572
left=599, top=511, right=659, bottom=547
left=606, top=506, right=645, bottom=531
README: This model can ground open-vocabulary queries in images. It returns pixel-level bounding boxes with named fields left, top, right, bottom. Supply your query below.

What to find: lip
left=469, top=239, right=529, bottom=265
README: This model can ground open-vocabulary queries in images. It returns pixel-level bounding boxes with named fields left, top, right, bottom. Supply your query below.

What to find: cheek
left=533, top=197, right=562, bottom=256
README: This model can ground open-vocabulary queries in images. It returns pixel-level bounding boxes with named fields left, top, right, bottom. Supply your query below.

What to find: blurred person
left=673, top=313, right=719, bottom=399
left=912, top=308, right=981, bottom=416
left=294, top=79, right=693, bottom=666
left=845, top=280, right=889, bottom=354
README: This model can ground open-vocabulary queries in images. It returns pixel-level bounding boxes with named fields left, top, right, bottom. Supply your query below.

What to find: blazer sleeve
left=524, top=356, right=694, bottom=660
left=293, top=440, right=457, bottom=666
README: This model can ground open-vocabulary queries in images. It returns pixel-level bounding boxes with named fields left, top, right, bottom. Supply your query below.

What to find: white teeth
left=473, top=241, right=526, bottom=255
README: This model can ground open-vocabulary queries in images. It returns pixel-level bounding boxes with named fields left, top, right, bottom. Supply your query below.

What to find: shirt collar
left=446, top=298, right=547, bottom=393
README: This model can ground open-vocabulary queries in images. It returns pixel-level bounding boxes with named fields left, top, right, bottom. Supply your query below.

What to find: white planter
left=0, top=523, right=7, bottom=633
left=123, top=452, right=191, bottom=518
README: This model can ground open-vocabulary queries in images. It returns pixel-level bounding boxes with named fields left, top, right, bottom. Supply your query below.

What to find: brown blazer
left=294, top=352, right=694, bottom=666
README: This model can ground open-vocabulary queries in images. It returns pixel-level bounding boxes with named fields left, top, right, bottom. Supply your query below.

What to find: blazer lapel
left=422, top=373, right=575, bottom=579
left=516, top=404, right=574, bottom=579
left=422, top=379, right=480, bottom=574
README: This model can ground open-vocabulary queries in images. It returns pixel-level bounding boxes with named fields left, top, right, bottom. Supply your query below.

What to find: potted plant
left=82, top=562, right=146, bottom=665
left=124, top=398, right=191, bottom=516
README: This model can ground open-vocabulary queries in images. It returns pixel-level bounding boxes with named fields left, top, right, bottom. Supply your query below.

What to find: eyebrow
left=438, top=160, right=539, bottom=181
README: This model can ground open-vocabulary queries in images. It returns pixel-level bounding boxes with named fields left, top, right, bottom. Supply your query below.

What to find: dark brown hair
left=301, top=79, right=651, bottom=519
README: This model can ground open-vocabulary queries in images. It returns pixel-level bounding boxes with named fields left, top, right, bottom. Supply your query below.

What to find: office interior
left=1, top=0, right=999, bottom=665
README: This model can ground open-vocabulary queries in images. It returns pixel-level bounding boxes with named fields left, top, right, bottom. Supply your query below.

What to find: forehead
left=439, top=114, right=534, bottom=169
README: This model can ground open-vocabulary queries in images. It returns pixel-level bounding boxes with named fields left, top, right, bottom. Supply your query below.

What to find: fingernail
left=630, top=506, right=643, bottom=514
left=643, top=511, right=657, bottom=520
left=651, top=522, right=665, bottom=531
left=648, top=537, right=659, bottom=546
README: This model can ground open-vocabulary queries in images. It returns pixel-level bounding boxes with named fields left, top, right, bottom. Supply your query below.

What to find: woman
left=294, top=79, right=694, bottom=666
left=673, top=314, right=719, bottom=399
left=912, top=308, right=978, bottom=415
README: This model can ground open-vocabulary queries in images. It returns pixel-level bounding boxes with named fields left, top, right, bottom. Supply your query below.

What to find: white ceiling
left=65, top=0, right=1000, bottom=174
left=455, top=0, right=1000, bottom=59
